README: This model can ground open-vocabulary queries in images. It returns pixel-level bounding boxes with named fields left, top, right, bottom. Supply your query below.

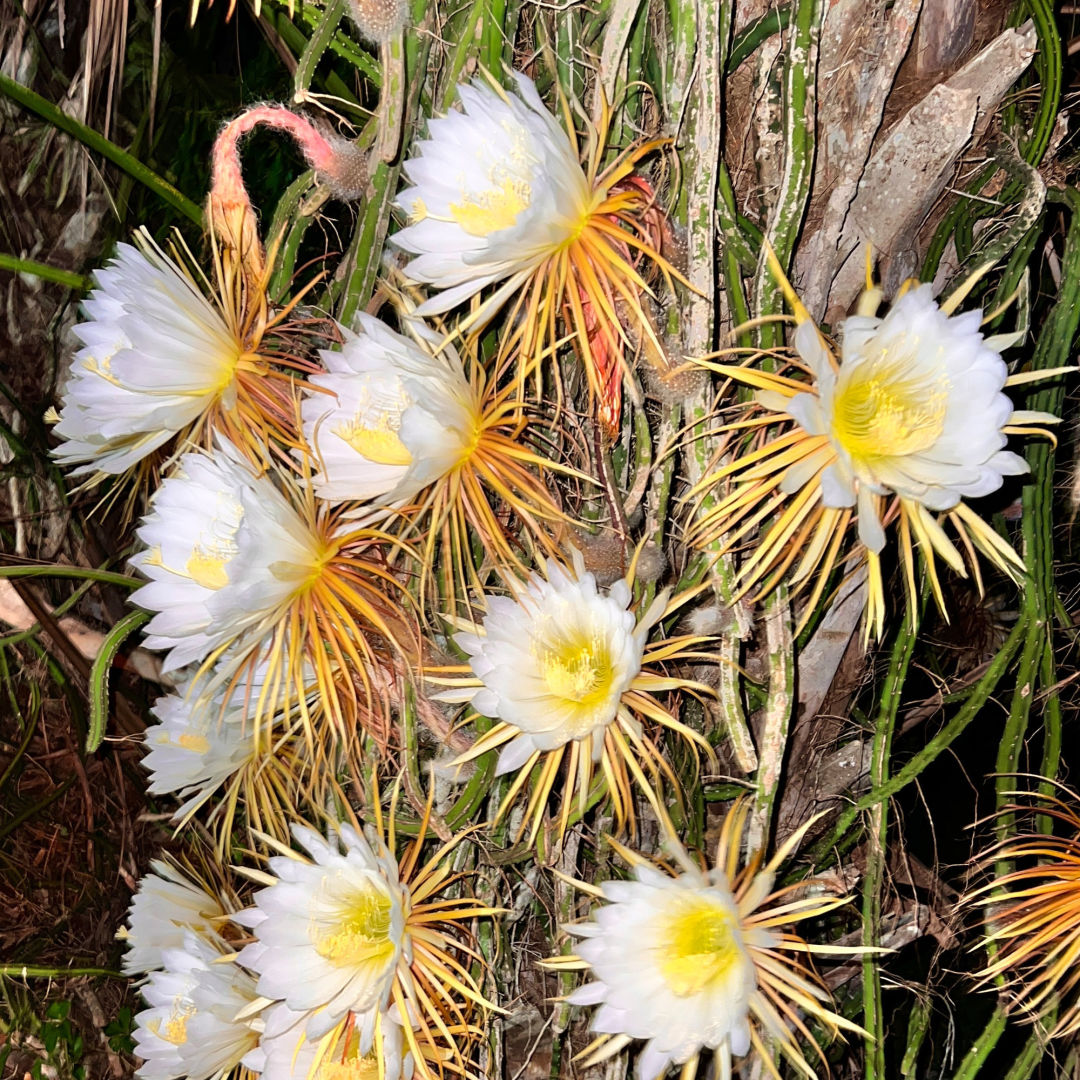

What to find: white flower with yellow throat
left=237, top=823, right=407, bottom=1041
left=50, top=223, right=309, bottom=485
left=786, top=282, right=1031, bottom=554
left=52, top=239, right=246, bottom=477
left=436, top=550, right=715, bottom=841
left=688, top=251, right=1060, bottom=638
left=128, top=440, right=412, bottom=752
left=391, top=73, right=594, bottom=315
left=143, top=685, right=257, bottom=818
left=301, top=314, right=481, bottom=506
left=234, top=804, right=496, bottom=1080
left=133, top=931, right=263, bottom=1080
left=299, top=307, right=569, bottom=618
left=141, top=649, right=318, bottom=839
left=129, top=441, right=328, bottom=672
left=547, top=803, right=867, bottom=1080
left=391, top=71, right=683, bottom=436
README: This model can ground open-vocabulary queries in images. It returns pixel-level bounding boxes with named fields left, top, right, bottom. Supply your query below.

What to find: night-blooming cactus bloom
left=391, top=74, right=593, bottom=315
left=143, top=685, right=257, bottom=818
left=119, top=861, right=228, bottom=976
left=301, top=315, right=480, bottom=506
left=128, top=440, right=415, bottom=755
left=550, top=804, right=866, bottom=1080
left=128, top=442, right=328, bottom=673
left=688, top=256, right=1060, bottom=638
left=236, top=823, right=407, bottom=1041
left=786, top=283, right=1031, bottom=553
left=234, top=811, right=496, bottom=1080
left=437, top=550, right=714, bottom=841
left=391, top=72, right=682, bottom=433
left=133, top=932, right=263, bottom=1080
left=51, top=235, right=288, bottom=478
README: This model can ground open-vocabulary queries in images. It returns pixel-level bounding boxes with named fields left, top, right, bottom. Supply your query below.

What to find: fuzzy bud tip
left=348, top=0, right=409, bottom=44
left=311, top=132, right=369, bottom=201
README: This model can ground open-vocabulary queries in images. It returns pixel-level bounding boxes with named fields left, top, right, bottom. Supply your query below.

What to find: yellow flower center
left=313, top=884, right=396, bottom=970
left=210, top=340, right=245, bottom=399
left=149, top=999, right=195, bottom=1045
left=538, top=630, right=616, bottom=724
left=317, top=1052, right=381, bottom=1080
left=334, top=416, right=413, bottom=467
left=185, top=542, right=238, bottom=590
left=181, top=492, right=244, bottom=589
left=450, top=178, right=532, bottom=237
left=830, top=350, right=948, bottom=463
left=269, top=530, right=342, bottom=599
left=659, top=901, right=745, bottom=998
left=177, top=733, right=211, bottom=753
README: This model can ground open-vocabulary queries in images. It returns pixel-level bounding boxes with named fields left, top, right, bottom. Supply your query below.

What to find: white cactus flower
left=566, top=863, right=757, bottom=1080
left=142, top=684, right=258, bottom=818
left=234, top=812, right=495, bottom=1080
left=133, top=932, right=263, bottom=1080
left=52, top=241, right=244, bottom=476
left=786, top=284, right=1030, bottom=552
left=128, top=442, right=329, bottom=672
left=391, top=72, right=594, bottom=315
left=301, top=315, right=480, bottom=505
left=119, top=861, right=228, bottom=976
left=558, top=808, right=867, bottom=1080
left=255, top=1001, right=410, bottom=1080
left=437, top=550, right=715, bottom=841
left=235, top=822, right=408, bottom=1042
left=446, top=550, right=656, bottom=773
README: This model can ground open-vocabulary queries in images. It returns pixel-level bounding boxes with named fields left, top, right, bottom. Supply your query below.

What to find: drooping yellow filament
left=660, top=902, right=745, bottom=997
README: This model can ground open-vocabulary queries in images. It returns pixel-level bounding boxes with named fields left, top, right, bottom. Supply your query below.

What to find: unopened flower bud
left=208, top=105, right=368, bottom=273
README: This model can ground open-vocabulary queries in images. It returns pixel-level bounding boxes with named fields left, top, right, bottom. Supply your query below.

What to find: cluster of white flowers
left=122, top=825, right=417, bottom=1080
left=49, top=80, right=595, bottom=1080
left=47, top=56, right=1058, bottom=1080
left=121, top=865, right=265, bottom=1080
